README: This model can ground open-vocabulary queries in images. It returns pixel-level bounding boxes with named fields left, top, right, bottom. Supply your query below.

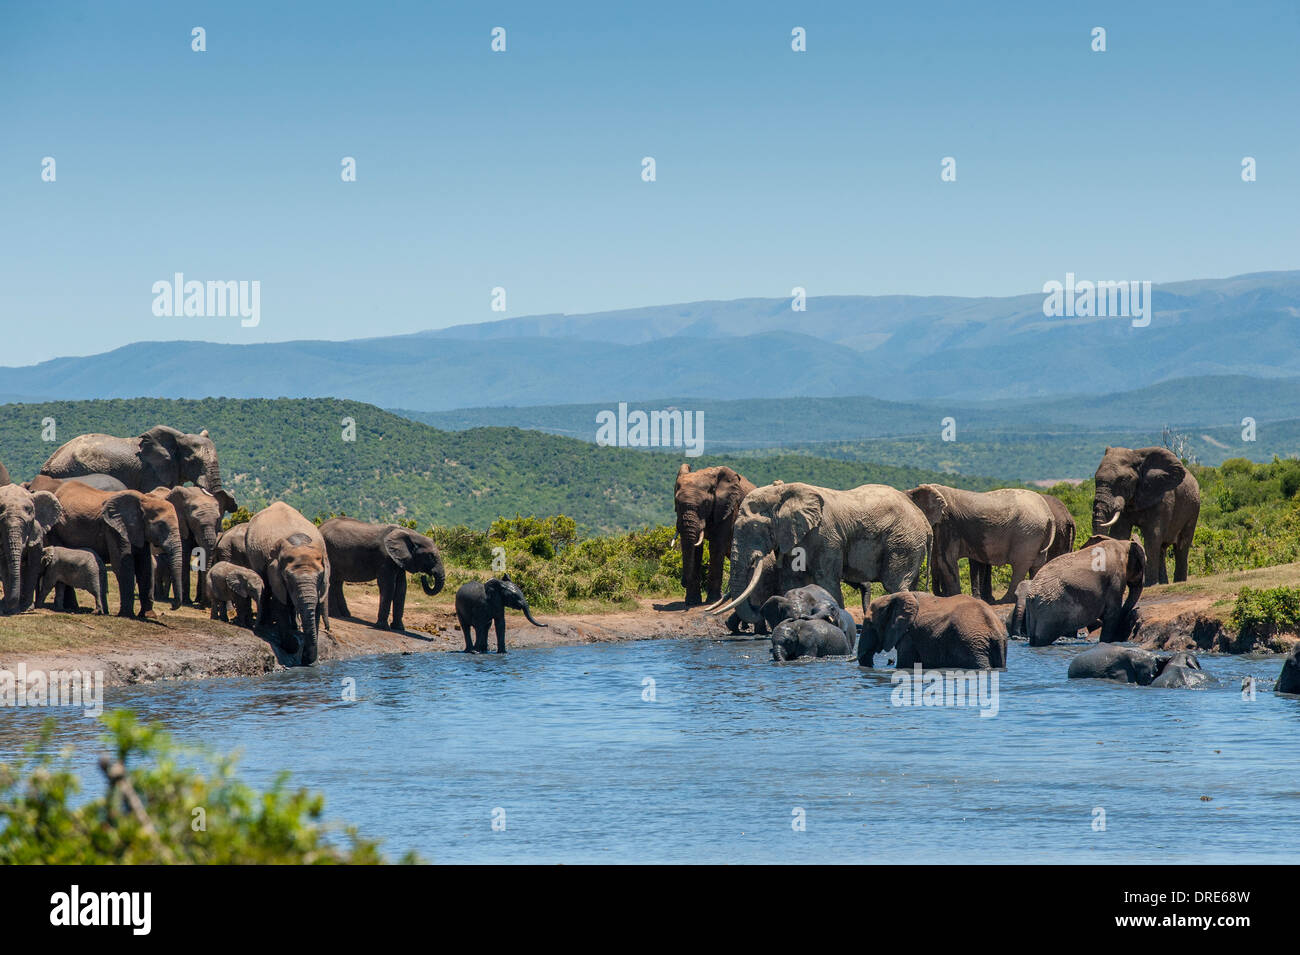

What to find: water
left=2, top=637, right=1297, bottom=863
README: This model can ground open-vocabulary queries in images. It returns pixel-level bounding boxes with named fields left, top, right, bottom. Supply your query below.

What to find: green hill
left=0, top=398, right=1005, bottom=534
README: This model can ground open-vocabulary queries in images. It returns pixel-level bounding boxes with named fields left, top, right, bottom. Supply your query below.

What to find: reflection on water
left=2, top=637, right=1297, bottom=863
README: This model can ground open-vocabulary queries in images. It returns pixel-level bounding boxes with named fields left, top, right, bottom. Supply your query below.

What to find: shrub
left=1230, top=585, right=1300, bottom=641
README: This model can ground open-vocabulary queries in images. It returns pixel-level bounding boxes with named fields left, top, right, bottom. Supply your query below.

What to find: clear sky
left=2, top=0, right=1297, bottom=366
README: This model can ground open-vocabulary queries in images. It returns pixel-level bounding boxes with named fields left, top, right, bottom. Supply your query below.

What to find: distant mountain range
left=2, top=271, right=1299, bottom=410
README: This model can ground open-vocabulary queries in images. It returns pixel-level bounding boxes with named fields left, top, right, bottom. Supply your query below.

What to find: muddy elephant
left=858, top=591, right=1007, bottom=669
left=47, top=481, right=183, bottom=617
left=41, top=424, right=237, bottom=514
left=206, top=560, right=264, bottom=628
left=151, top=486, right=224, bottom=607
left=1276, top=648, right=1300, bottom=695
left=320, top=517, right=445, bottom=631
left=1067, top=643, right=1165, bottom=685
left=245, top=502, right=330, bottom=665
left=214, top=522, right=250, bottom=568
left=454, top=574, right=546, bottom=653
left=0, top=484, right=64, bottom=614
left=1010, top=536, right=1146, bottom=647
left=1150, top=651, right=1209, bottom=688
left=37, top=545, right=108, bottom=614
left=711, top=482, right=931, bottom=629
left=1092, top=446, right=1200, bottom=585
left=770, top=617, right=853, bottom=661
left=674, top=464, right=755, bottom=606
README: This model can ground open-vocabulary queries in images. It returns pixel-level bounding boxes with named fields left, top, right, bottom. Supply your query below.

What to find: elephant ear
left=31, top=491, right=64, bottom=539
left=674, top=463, right=690, bottom=492
left=139, top=427, right=180, bottom=485
left=711, top=468, right=746, bottom=525
left=103, top=493, right=146, bottom=549
left=880, top=592, right=920, bottom=652
left=383, top=530, right=415, bottom=566
left=907, top=485, right=947, bottom=525
left=1135, top=448, right=1186, bottom=509
left=1126, top=541, right=1147, bottom=585
left=773, top=487, right=822, bottom=554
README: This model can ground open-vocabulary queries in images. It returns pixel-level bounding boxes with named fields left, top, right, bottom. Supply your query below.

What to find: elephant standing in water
left=1276, top=648, right=1300, bottom=695
left=1010, top=536, right=1146, bottom=646
left=454, top=575, right=546, bottom=653
left=245, top=502, right=330, bottom=665
left=1092, top=446, right=1200, bottom=585
left=711, top=482, right=931, bottom=629
left=674, top=464, right=755, bottom=606
left=857, top=592, right=1007, bottom=669
left=320, top=517, right=445, bottom=631
left=41, top=424, right=238, bottom=515
left=0, top=484, right=64, bottom=614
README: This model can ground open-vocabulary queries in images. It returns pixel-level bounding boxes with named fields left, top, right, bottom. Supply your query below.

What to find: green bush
left=1230, top=585, right=1300, bottom=639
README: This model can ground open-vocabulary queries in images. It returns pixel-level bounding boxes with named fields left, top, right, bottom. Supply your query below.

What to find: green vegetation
left=1230, top=586, right=1300, bottom=642
left=0, top=711, right=412, bottom=864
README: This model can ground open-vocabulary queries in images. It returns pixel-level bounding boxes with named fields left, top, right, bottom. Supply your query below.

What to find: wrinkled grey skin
left=455, top=574, right=546, bottom=653
left=858, top=591, right=1007, bottom=669
left=968, top=494, right=1077, bottom=602
left=37, top=545, right=108, bottom=614
left=151, top=486, right=224, bottom=607
left=675, top=464, right=755, bottom=606
left=1067, top=643, right=1164, bottom=685
left=60, top=474, right=127, bottom=492
left=1276, top=648, right=1300, bottom=695
left=715, top=482, right=931, bottom=629
left=41, top=425, right=238, bottom=515
left=1092, top=446, right=1200, bottom=585
left=759, top=584, right=841, bottom=631
left=770, top=617, right=853, bottom=661
left=1150, top=651, right=1210, bottom=688
left=245, top=502, right=331, bottom=666
left=0, top=485, right=64, bottom=614
left=214, top=522, right=250, bottom=568
left=320, top=517, right=445, bottom=631
left=1011, top=536, right=1146, bottom=646
left=207, top=560, right=264, bottom=628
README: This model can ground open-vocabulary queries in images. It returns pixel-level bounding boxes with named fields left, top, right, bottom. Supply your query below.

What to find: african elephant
left=48, top=480, right=184, bottom=618
left=770, top=617, right=853, bottom=661
left=454, top=574, right=546, bottom=653
left=36, top=545, right=108, bottom=614
left=857, top=592, right=1007, bottom=669
left=1092, top=446, right=1200, bottom=585
left=1277, top=648, right=1300, bottom=695
left=0, top=484, right=64, bottom=614
left=711, top=482, right=931, bottom=629
left=759, top=584, right=842, bottom=632
left=906, top=485, right=1057, bottom=603
left=674, top=464, right=755, bottom=606
left=0, top=460, right=10, bottom=486
left=1010, top=536, right=1146, bottom=647
left=1150, top=651, right=1210, bottom=688
left=206, top=561, right=264, bottom=628
left=1067, top=643, right=1164, bottom=685
left=320, top=517, right=446, bottom=630
left=967, top=494, right=1076, bottom=602
left=151, top=486, right=224, bottom=606
left=245, top=502, right=330, bottom=665
left=214, top=522, right=250, bottom=568
left=41, top=424, right=237, bottom=514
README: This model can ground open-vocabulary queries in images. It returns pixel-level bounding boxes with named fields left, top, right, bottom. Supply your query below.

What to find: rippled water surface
left=3, top=637, right=1297, bottom=863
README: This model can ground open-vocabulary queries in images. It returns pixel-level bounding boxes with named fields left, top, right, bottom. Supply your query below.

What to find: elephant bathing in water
left=673, top=464, right=755, bottom=606
left=320, top=517, right=445, bottom=631
left=770, top=617, right=853, bottom=661
left=1066, top=643, right=1196, bottom=686
left=1092, top=446, right=1200, bottom=585
left=711, top=482, right=931, bottom=630
left=857, top=592, right=1007, bottom=670
left=454, top=575, right=546, bottom=653
left=245, top=502, right=330, bottom=665
left=1010, top=536, right=1146, bottom=646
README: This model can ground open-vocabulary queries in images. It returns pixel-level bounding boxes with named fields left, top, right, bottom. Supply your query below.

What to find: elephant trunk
left=288, top=575, right=319, bottom=642
left=420, top=568, right=445, bottom=596
left=520, top=599, right=546, bottom=628
left=1093, top=496, right=1123, bottom=533
left=3, top=521, right=22, bottom=613
left=165, top=541, right=184, bottom=611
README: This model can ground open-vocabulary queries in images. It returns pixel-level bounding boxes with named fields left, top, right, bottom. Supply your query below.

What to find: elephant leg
left=999, top=560, right=1033, bottom=604
left=180, top=540, right=193, bottom=605
left=391, top=571, right=407, bottom=631
left=975, top=562, right=994, bottom=603
left=153, top=552, right=168, bottom=602
left=704, top=532, right=726, bottom=604
left=1173, top=535, right=1191, bottom=583
left=328, top=573, right=349, bottom=619
left=494, top=612, right=507, bottom=653
left=108, top=543, right=134, bottom=617
left=376, top=568, right=394, bottom=629
left=459, top=614, right=475, bottom=652
left=724, top=611, right=743, bottom=635
left=134, top=547, right=154, bottom=616
left=474, top=619, right=491, bottom=654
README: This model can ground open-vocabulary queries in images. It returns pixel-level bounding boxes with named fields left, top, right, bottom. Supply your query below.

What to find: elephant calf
left=858, top=592, right=1007, bottom=670
left=1011, top=536, right=1146, bottom=646
left=454, top=575, right=546, bottom=653
left=1150, top=650, right=1210, bottom=688
left=207, top=561, right=264, bottom=628
left=1067, top=643, right=1164, bottom=685
left=37, top=546, right=108, bottom=615
left=1277, top=648, right=1300, bottom=695
left=770, top=617, right=853, bottom=661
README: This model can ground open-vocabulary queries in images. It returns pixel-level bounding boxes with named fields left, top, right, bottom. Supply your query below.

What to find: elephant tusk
left=669, top=532, right=678, bottom=550
left=1096, top=511, right=1121, bottom=530
left=710, top=564, right=763, bottom=616
left=701, top=594, right=730, bottom=612
left=694, top=530, right=705, bottom=549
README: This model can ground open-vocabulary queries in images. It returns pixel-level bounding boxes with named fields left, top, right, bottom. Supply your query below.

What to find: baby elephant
left=207, top=561, right=265, bottom=628
left=455, top=574, right=546, bottom=654
left=1067, top=643, right=1166, bottom=685
left=37, top=546, right=108, bottom=614
left=1150, top=650, right=1210, bottom=688
left=761, top=585, right=857, bottom=650
left=858, top=591, right=1007, bottom=669
left=770, top=617, right=853, bottom=661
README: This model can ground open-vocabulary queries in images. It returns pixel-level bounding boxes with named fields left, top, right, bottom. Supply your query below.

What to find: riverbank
left=1, top=562, right=1296, bottom=687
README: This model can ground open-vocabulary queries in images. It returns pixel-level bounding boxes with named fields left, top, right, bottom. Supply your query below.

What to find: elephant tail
left=922, top=527, right=934, bottom=592
left=1038, top=519, right=1055, bottom=559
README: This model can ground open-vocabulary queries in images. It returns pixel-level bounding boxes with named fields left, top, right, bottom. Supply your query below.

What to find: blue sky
left=2, top=0, right=1297, bottom=365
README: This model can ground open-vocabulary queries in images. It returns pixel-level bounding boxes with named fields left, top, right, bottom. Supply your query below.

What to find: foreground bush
left=0, top=711, right=412, bottom=864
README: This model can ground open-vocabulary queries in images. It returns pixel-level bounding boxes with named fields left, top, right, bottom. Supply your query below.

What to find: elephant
left=206, top=560, right=264, bottom=628
left=1067, top=643, right=1164, bottom=685
left=674, top=464, right=755, bottom=606
left=0, top=460, right=10, bottom=486
left=320, top=517, right=446, bottom=630
left=1150, top=651, right=1210, bottom=688
left=770, top=617, right=853, bottom=661
left=967, top=494, right=1076, bottom=602
left=1092, top=446, right=1200, bottom=585
left=454, top=574, right=546, bottom=653
left=214, top=522, right=251, bottom=568
left=0, top=484, right=64, bottom=614
left=857, top=591, right=1007, bottom=669
left=245, top=502, right=330, bottom=665
left=63, top=474, right=127, bottom=492
left=758, top=584, right=842, bottom=632
left=36, top=545, right=108, bottom=614
left=1276, top=648, right=1300, bottom=695
left=906, top=485, right=1057, bottom=603
left=1010, top=536, right=1146, bottom=647
left=40, top=424, right=237, bottom=514
left=711, top=482, right=931, bottom=630
left=151, top=486, right=224, bottom=607
left=48, top=480, right=184, bottom=618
